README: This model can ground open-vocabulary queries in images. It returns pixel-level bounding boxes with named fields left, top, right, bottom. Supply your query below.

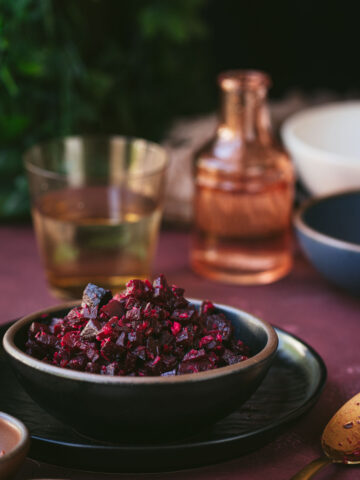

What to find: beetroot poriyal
left=25, top=275, right=250, bottom=376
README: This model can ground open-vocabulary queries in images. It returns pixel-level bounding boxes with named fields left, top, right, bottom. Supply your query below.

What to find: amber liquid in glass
left=191, top=71, right=294, bottom=284
left=32, top=186, right=161, bottom=298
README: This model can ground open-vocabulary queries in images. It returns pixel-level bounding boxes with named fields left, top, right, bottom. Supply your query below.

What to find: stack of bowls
left=282, top=102, right=360, bottom=292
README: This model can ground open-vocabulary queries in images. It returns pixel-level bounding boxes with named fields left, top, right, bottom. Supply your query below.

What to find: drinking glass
left=24, top=136, right=168, bottom=298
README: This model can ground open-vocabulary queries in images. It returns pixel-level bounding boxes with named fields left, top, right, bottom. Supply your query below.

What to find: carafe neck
left=218, top=70, right=272, bottom=144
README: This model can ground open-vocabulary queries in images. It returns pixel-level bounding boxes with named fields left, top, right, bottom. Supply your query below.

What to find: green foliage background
left=0, top=0, right=210, bottom=219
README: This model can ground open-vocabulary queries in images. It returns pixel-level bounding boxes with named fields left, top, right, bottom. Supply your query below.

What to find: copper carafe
left=191, top=70, right=294, bottom=284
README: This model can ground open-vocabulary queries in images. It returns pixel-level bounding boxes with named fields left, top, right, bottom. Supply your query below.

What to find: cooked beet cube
left=85, top=346, right=100, bottom=362
left=222, top=349, right=245, bottom=365
left=171, top=308, right=196, bottom=323
left=200, top=301, right=216, bottom=315
left=161, top=354, right=177, bottom=372
left=178, top=351, right=217, bottom=374
left=160, top=330, right=175, bottom=349
left=100, top=299, right=124, bottom=319
left=124, top=352, right=137, bottom=372
left=127, top=330, right=143, bottom=347
left=175, top=327, right=193, bottom=348
left=231, top=339, right=250, bottom=356
left=80, top=319, right=102, bottom=341
left=145, top=357, right=162, bottom=375
left=66, top=307, right=84, bottom=323
left=105, top=362, right=120, bottom=376
left=35, top=332, right=59, bottom=349
left=101, top=338, right=124, bottom=361
left=171, top=285, right=184, bottom=297
left=182, top=348, right=206, bottom=362
left=86, top=362, right=101, bottom=374
left=133, top=345, right=147, bottom=361
left=146, top=337, right=160, bottom=358
left=125, top=279, right=151, bottom=299
left=67, top=355, right=87, bottom=371
left=29, top=322, right=49, bottom=336
left=96, top=318, right=120, bottom=341
left=204, top=313, right=232, bottom=342
left=116, top=331, right=127, bottom=348
left=81, top=283, right=112, bottom=319
left=48, top=318, right=63, bottom=335
left=152, top=274, right=171, bottom=302
left=126, top=306, right=142, bottom=323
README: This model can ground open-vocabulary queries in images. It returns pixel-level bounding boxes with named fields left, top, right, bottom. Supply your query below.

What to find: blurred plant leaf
left=0, top=0, right=210, bottom=219
left=0, top=115, right=30, bottom=141
left=139, top=1, right=207, bottom=43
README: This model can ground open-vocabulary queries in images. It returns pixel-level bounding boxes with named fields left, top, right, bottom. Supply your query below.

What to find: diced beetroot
left=175, top=327, right=194, bottom=348
left=161, top=354, right=177, bottom=371
left=61, top=332, right=81, bottom=351
left=28, top=322, right=49, bottom=336
left=35, top=332, right=59, bottom=349
left=81, top=283, right=112, bottom=319
left=132, top=345, right=147, bottom=361
left=67, top=355, right=87, bottom=371
left=127, top=330, right=144, bottom=347
left=145, top=337, right=160, bottom=359
left=116, top=331, right=127, bottom=348
left=124, top=352, right=137, bottom=372
left=204, top=313, right=232, bottom=342
left=85, top=346, right=100, bottom=362
left=25, top=276, right=250, bottom=376
left=80, top=319, right=102, bottom=341
left=152, top=274, right=171, bottom=302
left=182, top=348, right=206, bottom=362
left=86, top=362, right=101, bottom=374
left=171, top=321, right=181, bottom=336
left=104, top=362, right=119, bottom=376
left=48, top=318, right=63, bottom=335
left=100, top=299, right=124, bottom=319
left=222, top=348, right=246, bottom=365
left=126, top=306, right=142, bottom=323
left=124, top=279, right=152, bottom=300
left=201, top=301, right=216, bottom=315
left=171, top=285, right=184, bottom=297
left=101, top=338, right=124, bottom=361
left=171, top=308, right=196, bottom=323
left=96, top=318, right=120, bottom=341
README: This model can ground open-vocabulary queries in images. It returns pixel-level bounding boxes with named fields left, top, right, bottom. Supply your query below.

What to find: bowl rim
left=294, top=189, right=360, bottom=253
left=3, top=299, right=278, bottom=385
left=281, top=101, right=360, bottom=167
left=0, top=411, right=29, bottom=465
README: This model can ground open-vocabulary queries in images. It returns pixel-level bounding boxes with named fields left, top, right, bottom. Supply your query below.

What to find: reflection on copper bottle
left=191, top=70, right=294, bottom=284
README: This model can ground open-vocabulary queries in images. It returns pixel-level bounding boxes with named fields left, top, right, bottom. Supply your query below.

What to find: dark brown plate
left=0, top=321, right=326, bottom=473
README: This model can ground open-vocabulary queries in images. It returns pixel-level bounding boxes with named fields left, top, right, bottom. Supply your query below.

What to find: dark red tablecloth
left=1, top=226, right=360, bottom=480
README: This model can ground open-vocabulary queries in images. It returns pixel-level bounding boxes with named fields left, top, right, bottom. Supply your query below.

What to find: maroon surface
left=1, top=225, right=360, bottom=480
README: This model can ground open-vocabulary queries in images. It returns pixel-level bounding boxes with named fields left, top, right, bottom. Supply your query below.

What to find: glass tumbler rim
left=23, top=134, right=169, bottom=180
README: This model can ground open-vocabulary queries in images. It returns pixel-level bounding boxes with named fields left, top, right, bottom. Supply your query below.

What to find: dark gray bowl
left=295, top=190, right=360, bottom=293
left=3, top=300, right=278, bottom=441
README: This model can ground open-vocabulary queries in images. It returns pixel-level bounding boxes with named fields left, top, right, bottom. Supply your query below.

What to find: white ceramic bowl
left=281, top=102, right=360, bottom=196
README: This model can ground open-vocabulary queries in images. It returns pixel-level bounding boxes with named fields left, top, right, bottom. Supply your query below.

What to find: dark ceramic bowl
left=295, top=190, right=360, bottom=293
left=0, top=412, right=29, bottom=480
left=3, top=300, right=278, bottom=441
